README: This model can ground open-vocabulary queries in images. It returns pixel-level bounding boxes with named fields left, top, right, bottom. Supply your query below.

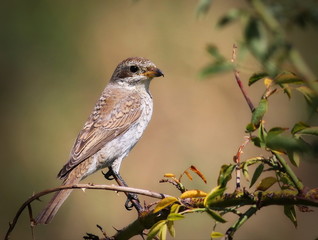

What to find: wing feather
left=58, top=90, right=142, bottom=178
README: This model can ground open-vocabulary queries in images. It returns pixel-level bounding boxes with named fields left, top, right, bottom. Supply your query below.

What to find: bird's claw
left=103, top=169, right=115, bottom=180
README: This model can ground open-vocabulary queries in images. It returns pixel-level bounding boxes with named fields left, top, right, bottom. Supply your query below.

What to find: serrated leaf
left=217, top=164, right=235, bottom=187
left=250, top=163, right=264, bottom=188
left=284, top=205, right=297, bottom=227
left=190, top=165, right=207, bottom=183
left=256, top=177, right=277, bottom=191
left=147, top=220, right=167, bottom=240
left=274, top=71, right=303, bottom=84
left=205, top=208, right=227, bottom=223
left=154, top=197, right=179, bottom=213
left=180, top=189, right=207, bottom=199
left=167, top=221, right=175, bottom=237
left=204, top=186, right=226, bottom=206
left=167, top=213, right=185, bottom=221
left=211, top=231, right=225, bottom=239
left=249, top=72, right=269, bottom=86
left=291, top=122, right=310, bottom=135
left=217, top=8, right=242, bottom=28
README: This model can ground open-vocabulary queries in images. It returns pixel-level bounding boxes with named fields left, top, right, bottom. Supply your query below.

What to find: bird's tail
left=35, top=176, right=81, bottom=225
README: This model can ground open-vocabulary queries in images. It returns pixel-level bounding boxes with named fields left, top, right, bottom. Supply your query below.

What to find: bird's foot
left=103, top=169, right=115, bottom=180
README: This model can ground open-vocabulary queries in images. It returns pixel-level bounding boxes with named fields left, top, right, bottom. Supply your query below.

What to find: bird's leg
left=103, top=167, right=143, bottom=213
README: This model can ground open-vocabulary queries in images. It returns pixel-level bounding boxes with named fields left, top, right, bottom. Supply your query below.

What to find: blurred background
left=1, top=1, right=318, bottom=239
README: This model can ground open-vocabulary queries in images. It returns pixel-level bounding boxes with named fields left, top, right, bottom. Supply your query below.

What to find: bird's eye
left=129, top=65, right=139, bottom=73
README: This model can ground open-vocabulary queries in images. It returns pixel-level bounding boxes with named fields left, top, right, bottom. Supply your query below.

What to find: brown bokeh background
left=1, top=1, right=318, bottom=239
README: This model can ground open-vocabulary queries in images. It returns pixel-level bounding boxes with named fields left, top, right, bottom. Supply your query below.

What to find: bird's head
left=110, top=57, right=164, bottom=86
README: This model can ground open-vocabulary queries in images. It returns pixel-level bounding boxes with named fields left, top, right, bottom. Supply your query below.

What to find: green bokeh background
left=1, top=1, right=318, bottom=239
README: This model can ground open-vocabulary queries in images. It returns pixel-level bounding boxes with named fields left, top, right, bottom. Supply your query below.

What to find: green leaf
left=170, top=203, right=181, bottom=214
left=205, top=208, right=227, bottom=223
left=297, top=126, right=318, bottom=136
left=248, top=72, right=269, bottom=86
left=250, top=163, right=264, bottom=188
left=247, top=98, right=268, bottom=132
left=291, top=122, right=310, bottom=135
left=256, top=177, right=277, bottom=191
left=147, top=220, right=167, bottom=240
left=167, top=221, right=175, bottom=237
left=242, top=161, right=250, bottom=182
left=204, top=186, right=226, bottom=207
left=267, top=127, right=287, bottom=136
left=217, top=8, right=242, bottom=28
left=211, top=231, right=225, bottom=239
left=206, top=44, right=224, bottom=59
left=296, top=86, right=317, bottom=104
left=167, top=213, right=185, bottom=221
left=158, top=223, right=167, bottom=240
left=287, top=151, right=300, bottom=167
left=244, top=17, right=267, bottom=59
left=217, top=164, right=235, bottom=187
left=200, top=61, right=233, bottom=78
left=258, top=122, right=267, bottom=147
left=284, top=205, right=297, bottom=227
left=266, top=133, right=309, bottom=154
left=274, top=71, right=303, bottom=84
left=196, top=0, right=213, bottom=16
left=246, top=123, right=257, bottom=132
left=154, top=197, right=179, bottom=213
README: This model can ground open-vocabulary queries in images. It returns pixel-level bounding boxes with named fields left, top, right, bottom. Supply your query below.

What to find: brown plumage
left=35, top=57, right=163, bottom=224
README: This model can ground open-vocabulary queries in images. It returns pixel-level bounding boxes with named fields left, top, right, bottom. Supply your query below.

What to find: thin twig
left=232, top=44, right=255, bottom=112
left=233, top=136, right=251, bottom=190
left=5, top=184, right=169, bottom=240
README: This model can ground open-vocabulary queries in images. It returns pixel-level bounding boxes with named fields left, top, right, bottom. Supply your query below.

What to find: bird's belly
left=85, top=104, right=152, bottom=176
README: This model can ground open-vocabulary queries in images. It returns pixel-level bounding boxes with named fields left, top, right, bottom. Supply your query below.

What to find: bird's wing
left=58, top=90, right=143, bottom=178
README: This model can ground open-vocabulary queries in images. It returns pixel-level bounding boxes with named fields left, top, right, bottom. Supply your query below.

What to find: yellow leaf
left=164, top=173, right=175, bottom=178
left=256, top=177, right=277, bottom=191
left=190, top=165, right=207, bottom=183
left=153, top=197, right=179, bottom=213
left=263, top=77, right=273, bottom=88
left=180, top=189, right=207, bottom=199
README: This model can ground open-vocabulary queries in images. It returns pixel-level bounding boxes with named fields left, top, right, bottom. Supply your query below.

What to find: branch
left=5, top=184, right=169, bottom=240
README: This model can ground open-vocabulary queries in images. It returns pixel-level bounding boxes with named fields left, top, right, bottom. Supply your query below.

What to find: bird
left=35, top=57, right=164, bottom=224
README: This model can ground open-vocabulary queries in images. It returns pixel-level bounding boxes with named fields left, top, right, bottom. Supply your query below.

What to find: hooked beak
left=143, top=67, right=164, bottom=78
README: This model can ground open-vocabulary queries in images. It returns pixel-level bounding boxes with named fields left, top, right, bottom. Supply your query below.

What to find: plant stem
left=272, top=152, right=304, bottom=192
left=225, top=205, right=258, bottom=240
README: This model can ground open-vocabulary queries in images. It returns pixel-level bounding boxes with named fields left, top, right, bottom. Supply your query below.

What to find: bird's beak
left=143, top=68, right=164, bottom=78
